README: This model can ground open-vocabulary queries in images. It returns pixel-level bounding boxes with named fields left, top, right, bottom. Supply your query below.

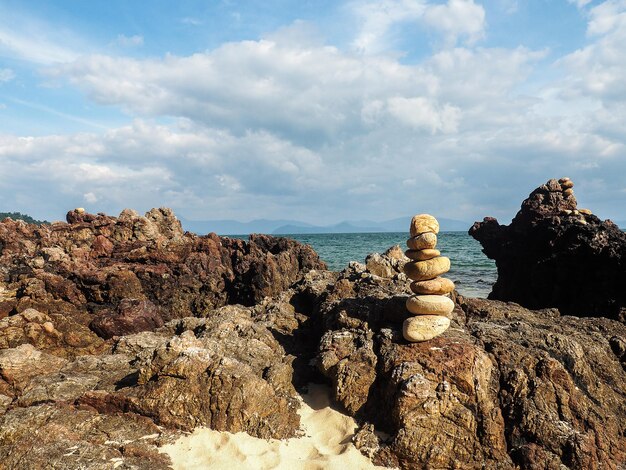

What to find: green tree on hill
left=0, top=212, right=49, bottom=225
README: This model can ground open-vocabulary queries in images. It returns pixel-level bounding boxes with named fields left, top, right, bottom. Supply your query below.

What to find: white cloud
left=4, top=9, right=626, bottom=224
left=114, top=34, right=144, bottom=47
left=559, top=1, right=626, bottom=103
left=0, top=68, right=15, bottom=82
left=351, top=0, right=426, bottom=53
left=84, top=192, right=98, bottom=203
left=0, top=20, right=80, bottom=64
left=568, top=0, right=594, bottom=9
left=350, top=0, right=486, bottom=53
left=423, top=0, right=486, bottom=46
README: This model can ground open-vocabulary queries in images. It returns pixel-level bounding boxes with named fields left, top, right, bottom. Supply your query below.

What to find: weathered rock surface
left=309, top=264, right=626, bottom=469
left=0, top=207, right=325, bottom=355
left=1, top=206, right=626, bottom=470
left=402, top=314, right=450, bottom=341
left=405, top=294, right=454, bottom=316
left=0, top=208, right=323, bottom=468
left=403, top=256, right=450, bottom=281
left=406, top=232, right=437, bottom=250
left=404, top=248, right=440, bottom=261
left=409, top=214, right=439, bottom=237
left=469, top=178, right=626, bottom=318
left=410, top=277, right=455, bottom=295
left=365, top=245, right=409, bottom=279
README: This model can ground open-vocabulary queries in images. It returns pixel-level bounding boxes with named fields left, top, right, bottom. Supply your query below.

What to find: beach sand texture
left=160, top=383, right=386, bottom=469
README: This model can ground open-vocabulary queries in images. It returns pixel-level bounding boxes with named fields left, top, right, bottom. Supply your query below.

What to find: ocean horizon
left=226, top=231, right=496, bottom=298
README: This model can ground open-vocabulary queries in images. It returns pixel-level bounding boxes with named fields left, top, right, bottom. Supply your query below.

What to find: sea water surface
left=233, top=232, right=497, bottom=298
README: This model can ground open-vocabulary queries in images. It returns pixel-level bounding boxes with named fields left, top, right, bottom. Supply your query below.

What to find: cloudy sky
left=0, top=0, right=625, bottom=225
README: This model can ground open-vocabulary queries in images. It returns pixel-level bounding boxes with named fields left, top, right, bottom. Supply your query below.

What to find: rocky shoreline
left=1, top=183, right=625, bottom=469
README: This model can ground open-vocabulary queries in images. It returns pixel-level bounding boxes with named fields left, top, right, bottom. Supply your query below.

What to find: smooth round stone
left=558, top=177, right=571, bottom=184
left=560, top=180, right=574, bottom=189
left=579, top=208, right=592, bottom=215
left=406, top=295, right=454, bottom=316
left=409, top=214, right=439, bottom=237
left=407, top=232, right=437, bottom=250
left=405, top=248, right=440, bottom=261
left=563, top=188, right=574, bottom=196
left=403, top=257, right=450, bottom=281
left=410, top=277, right=455, bottom=295
left=403, top=315, right=450, bottom=342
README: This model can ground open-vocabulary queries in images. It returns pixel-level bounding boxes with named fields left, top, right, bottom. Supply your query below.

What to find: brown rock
left=410, top=277, right=455, bottom=295
left=406, top=295, right=454, bottom=316
left=564, top=187, right=574, bottom=196
left=89, top=299, right=164, bottom=340
left=405, top=248, right=440, bottom=261
left=409, top=214, right=439, bottom=237
left=402, top=315, right=450, bottom=342
left=403, top=256, right=450, bottom=281
left=406, top=232, right=437, bottom=250
left=561, top=180, right=574, bottom=189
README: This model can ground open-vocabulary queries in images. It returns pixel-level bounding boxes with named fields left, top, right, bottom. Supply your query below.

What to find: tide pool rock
left=409, top=214, right=439, bottom=237
left=407, top=232, right=437, bottom=250
left=405, top=248, right=440, bottom=261
left=403, top=257, right=450, bottom=281
left=402, top=315, right=450, bottom=342
left=410, top=277, right=455, bottom=295
left=406, top=295, right=454, bottom=316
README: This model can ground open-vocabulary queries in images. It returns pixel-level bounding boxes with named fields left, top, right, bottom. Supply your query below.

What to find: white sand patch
left=160, top=383, right=387, bottom=469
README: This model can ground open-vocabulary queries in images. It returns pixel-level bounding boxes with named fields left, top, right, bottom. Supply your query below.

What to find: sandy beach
left=160, top=383, right=386, bottom=470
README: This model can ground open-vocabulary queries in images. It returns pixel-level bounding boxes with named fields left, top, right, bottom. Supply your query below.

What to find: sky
left=0, top=0, right=625, bottom=225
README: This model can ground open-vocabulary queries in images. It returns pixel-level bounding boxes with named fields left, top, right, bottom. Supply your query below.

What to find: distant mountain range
left=180, top=216, right=470, bottom=235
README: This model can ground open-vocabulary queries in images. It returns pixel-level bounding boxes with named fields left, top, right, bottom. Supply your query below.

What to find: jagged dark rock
left=0, top=207, right=325, bottom=355
left=1, top=206, right=625, bottom=469
left=469, top=178, right=626, bottom=319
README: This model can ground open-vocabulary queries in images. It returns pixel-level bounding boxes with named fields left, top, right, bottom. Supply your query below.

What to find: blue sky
left=1, top=0, right=625, bottom=225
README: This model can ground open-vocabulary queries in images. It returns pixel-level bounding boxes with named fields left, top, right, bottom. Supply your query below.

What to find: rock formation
left=469, top=178, right=626, bottom=319
left=402, top=214, right=455, bottom=341
left=0, top=207, right=325, bottom=356
left=312, top=261, right=626, bottom=469
left=1, top=205, right=625, bottom=469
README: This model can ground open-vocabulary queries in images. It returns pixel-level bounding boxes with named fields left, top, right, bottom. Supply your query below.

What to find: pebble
left=409, top=214, right=439, bottom=237
left=407, top=232, right=437, bottom=250
left=563, top=188, right=574, bottom=197
left=560, top=180, right=574, bottom=189
left=42, top=322, right=55, bottom=334
left=558, top=177, right=571, bottom=183
left=403, top=315, right=451, bottom=342
left=579, top=208, right=592, bottom=215
left=406, top=295, right=454, bottom=316
left=410, top=277, right=455, bottom=295
left=405, top=249, right=440, bottom=261
left=403, top=257, right=450, bottom=281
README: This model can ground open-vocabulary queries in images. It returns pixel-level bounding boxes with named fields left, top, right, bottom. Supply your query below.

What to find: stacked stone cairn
left=402, top=214, right=455, bottom=342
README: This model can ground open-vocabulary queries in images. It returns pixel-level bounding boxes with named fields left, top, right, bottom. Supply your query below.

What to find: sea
left=232, top=232, right=497, bottom=298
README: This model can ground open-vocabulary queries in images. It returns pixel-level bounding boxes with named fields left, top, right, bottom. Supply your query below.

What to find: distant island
left=179, top=216, right=470, bottom=235
left=0, top=212, right=48, bottom=225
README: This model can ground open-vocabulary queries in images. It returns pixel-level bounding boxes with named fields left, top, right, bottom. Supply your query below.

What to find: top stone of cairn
left=409, top=214, right=439, bottom=237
